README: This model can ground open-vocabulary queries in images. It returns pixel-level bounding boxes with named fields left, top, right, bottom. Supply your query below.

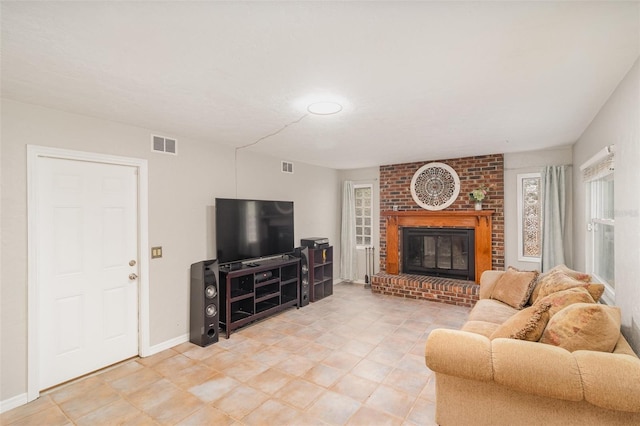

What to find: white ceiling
left=2, top=1, right=638, bottom=169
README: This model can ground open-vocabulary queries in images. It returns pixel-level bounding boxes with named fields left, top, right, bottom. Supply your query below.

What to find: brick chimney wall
left=379, top=153, right=505, bottom=272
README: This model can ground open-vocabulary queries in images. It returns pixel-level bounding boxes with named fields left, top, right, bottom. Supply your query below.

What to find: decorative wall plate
left=410, top=162, right=460, bottom=210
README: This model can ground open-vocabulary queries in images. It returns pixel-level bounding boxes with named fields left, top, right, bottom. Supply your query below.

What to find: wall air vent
left=281, top=161, right=294, bottom=174
left=151, top=135, right=178, bottom=155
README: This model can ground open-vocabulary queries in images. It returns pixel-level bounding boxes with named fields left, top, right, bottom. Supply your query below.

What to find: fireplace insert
left=402, top=227, right=475, bottom=280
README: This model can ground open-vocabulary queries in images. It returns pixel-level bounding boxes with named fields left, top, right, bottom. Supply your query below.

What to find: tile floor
left=2, top=282, right=470, bottom=426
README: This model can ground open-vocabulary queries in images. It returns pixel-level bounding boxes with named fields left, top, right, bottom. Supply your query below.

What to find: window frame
left=517, top=172, right=542, bottom=262
left=586, top=173, right=615, bottom=304
left=354, top=183, right=373, bottom=249
left=581, top=145, right=615, bottom=304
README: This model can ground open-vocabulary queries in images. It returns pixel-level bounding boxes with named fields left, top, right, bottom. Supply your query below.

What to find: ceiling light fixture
left=307, top=101, right=343, bottom=115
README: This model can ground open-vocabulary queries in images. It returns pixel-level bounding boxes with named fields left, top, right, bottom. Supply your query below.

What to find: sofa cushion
left=461, top=320, right=500, bottom=338
left=612, top=334, right=640, bottom=357
left=535, top=287, right=595, bottom=317
left=529, top=265, right=592, bottom=304
left=468, top=299, right=519, bottom=324
left=535, top=272, right=604, bottom=303
left=540, top=303, right=621, bottom=353
left=490, top=302, right=552, bottom=341
left=489, top=267, right=538, bottom=309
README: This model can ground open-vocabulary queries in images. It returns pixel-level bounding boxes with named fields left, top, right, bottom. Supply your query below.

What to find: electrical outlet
left=151, top=246, right=163, bottom=259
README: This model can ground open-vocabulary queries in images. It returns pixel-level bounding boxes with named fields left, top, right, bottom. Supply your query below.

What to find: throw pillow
left=535, top=271, right=604, bottom=303
left=529, top=265, right=591, bottom=304
left=535, top=287, right=595, bottom=317
left=490, top=267, right=539, bottom=309
left=540, top=303, right=621, bottom=353
left=490, top=302, right=552, bottom=341
left=548, top=264, right=592, bottom=282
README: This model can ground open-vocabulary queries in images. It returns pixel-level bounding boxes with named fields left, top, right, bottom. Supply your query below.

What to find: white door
left=36, top=157, right=139, bottom=390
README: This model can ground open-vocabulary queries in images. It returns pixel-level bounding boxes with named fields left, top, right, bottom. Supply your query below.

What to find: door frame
left=26, top=145, right=150, bottom=402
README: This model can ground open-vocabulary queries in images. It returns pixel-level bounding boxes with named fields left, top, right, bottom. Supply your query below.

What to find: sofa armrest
left=492, top=338, right=583, bottom=401
left=479, top=270, right=504, bottom=299
left=425, top=329, right=493, bottom=381
left=575, top=351, right=640, bottom=412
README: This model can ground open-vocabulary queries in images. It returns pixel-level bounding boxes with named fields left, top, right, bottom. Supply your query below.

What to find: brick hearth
left=371, top=273, right=479, bottom=307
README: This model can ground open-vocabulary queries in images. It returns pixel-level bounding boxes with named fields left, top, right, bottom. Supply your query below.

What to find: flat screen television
left=215, top=198, right=294, bottom=265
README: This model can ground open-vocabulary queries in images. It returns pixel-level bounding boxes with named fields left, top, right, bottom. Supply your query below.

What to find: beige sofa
left=425, top=270, right=640, bottom=426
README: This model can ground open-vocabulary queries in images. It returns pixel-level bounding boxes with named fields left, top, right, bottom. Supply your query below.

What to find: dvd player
left=300, top=237, right=329, bottom=248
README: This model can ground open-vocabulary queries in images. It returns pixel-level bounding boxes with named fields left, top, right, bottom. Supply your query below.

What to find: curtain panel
left=540, top=165, right=573, bottom=272
left=340, top=180, right=357, bottom=280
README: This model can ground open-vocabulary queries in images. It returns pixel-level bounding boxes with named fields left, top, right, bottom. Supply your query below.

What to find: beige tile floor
left=2, top=282, right=470, bottom=426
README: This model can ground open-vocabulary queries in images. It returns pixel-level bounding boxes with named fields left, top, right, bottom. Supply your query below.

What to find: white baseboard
left=144, top=333, right=189, bottom=357
left=1, top=334, right=189, bottom=413
left=1, top=393, right=28, bottom=414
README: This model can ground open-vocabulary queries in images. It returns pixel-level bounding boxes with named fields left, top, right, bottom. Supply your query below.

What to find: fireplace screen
left=402, top=227, right=475, bottom=280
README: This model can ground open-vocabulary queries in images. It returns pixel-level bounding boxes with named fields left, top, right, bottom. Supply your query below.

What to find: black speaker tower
left=190, top=259, right=219, bottom=346
left=294, top=246, right=310, bottom=307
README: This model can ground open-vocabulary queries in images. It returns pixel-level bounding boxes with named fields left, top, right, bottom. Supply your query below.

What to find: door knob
left=129, top=260, right=137, bottom=266
left=129, top=273, right=138, bottom=280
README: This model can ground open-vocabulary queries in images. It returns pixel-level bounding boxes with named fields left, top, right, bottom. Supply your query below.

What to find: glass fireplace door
left=403, top=228, right=475, bottom=280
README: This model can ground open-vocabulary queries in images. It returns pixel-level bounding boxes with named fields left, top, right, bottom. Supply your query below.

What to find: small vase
left=474, top=202, right=482, bottom=211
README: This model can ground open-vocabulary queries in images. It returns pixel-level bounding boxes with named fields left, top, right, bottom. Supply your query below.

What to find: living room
left=2, top=1, right=640, bottom=424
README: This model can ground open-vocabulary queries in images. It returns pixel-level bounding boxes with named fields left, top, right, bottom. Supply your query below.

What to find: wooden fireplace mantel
left=381, top=210, right=494, bottom=283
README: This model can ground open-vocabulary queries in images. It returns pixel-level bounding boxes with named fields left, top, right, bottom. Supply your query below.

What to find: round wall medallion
left=410, top=162, right=461, bottom=210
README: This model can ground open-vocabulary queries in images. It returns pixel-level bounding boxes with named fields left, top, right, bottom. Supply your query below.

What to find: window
left=582, top=146, right=615, bottom=301
left=517, top=173, right=542, bottom=261
left=354, top=185, right=372, bottom=247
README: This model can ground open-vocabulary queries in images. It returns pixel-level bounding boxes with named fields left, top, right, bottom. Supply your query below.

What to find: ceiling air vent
left=151, top=135, right=178, bottom=155
left=281, top=161, right=294, bottom=174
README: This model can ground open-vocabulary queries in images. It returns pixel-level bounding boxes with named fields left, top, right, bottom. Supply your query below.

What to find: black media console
left=218, top=257, right=300, bottom=338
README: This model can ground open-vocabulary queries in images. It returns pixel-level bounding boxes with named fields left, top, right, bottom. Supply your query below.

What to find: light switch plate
left=151, top=246, right=163, bottom=259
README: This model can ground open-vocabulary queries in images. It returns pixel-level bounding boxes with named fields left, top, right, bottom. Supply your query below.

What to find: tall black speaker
left=190, top=259, right=219, bottom=346
left=293, top=246, right=310, bottom=307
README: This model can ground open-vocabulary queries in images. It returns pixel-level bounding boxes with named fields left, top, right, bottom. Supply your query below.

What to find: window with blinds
left=581, top=146, right=615, bottom=301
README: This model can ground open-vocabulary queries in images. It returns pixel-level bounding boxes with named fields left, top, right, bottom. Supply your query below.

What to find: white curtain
left=340, top=180, right=357, bottom=281
left=540, top=165, right=572, bottom=272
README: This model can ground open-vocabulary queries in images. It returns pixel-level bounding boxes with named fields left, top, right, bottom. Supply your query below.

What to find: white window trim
left=582, top=146, right=615, bottom=304
left=588, top=217, right=615, bottom=306
left=517, top=172, right=542, bottom=262
left=354, top=183, right=373, bottom=250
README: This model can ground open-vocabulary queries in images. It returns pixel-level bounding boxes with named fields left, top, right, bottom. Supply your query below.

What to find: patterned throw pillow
left=490, top=267, right=539, bottom=309
left=533, top=270, right=604, bottom=303
left=534, top=287, right=595, bottom=317
left=529, top=265, right=592, bottom=304
left=490, top=302, right=552, bottom=341
left=540, top=303, right=621, bottom=353
left=548, top=264, right=592, bottom=282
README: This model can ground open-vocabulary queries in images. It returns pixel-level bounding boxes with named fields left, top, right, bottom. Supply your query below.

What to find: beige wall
left=572, top=58, right=640, bottom=353
left=503, top=146, right=573, bottom=270
left=0, top=99, right=340, bottom=402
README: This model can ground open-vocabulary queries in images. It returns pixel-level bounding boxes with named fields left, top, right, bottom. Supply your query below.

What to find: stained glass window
left=517, top=173, right=542, bottom=260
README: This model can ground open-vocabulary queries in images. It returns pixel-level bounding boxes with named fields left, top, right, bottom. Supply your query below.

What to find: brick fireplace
left=371, top=154, right=504, bottom=307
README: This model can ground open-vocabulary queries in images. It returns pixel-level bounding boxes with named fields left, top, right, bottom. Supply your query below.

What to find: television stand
left=219, top=257, right=300, bottom=338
